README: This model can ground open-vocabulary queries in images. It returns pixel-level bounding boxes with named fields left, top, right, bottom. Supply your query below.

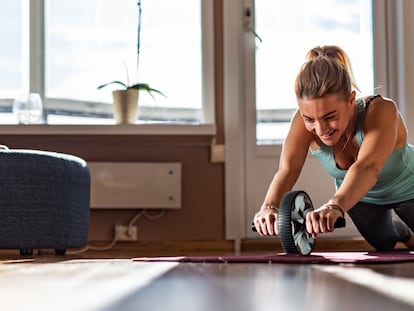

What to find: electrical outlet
left=114, top=225, right=138, bottom=241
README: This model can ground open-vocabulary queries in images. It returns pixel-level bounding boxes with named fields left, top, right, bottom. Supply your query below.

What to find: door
left=224, top=0, right=386, bottom=242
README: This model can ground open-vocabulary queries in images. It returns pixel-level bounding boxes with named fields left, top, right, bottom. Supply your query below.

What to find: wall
left=0, top=135, right=224, bottom=241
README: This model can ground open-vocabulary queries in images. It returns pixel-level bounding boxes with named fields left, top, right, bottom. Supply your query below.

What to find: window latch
left=244, top=7, right=262, bottom=43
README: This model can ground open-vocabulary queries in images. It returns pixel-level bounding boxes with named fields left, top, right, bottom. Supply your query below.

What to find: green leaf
left=128, top=83, right=166, bottom=99
left=98, top=81, right=165, bottom=100
left=97, top=80, right=128, bottom=90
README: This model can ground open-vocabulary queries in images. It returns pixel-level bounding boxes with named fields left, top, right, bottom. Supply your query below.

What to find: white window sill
left=0, top=124, right=217, bottom=136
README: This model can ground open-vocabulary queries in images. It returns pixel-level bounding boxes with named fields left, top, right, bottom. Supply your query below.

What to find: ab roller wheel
left=253, top=190, right=346, bottom=255
left=278, top=191, right=316, bottom=255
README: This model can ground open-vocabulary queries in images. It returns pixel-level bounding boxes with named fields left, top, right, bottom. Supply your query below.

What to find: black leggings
left=347, top=198, right=414, bottom=251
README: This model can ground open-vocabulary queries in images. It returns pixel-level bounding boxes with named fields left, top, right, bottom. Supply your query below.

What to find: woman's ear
left=348, top=90, right=356, bottom=106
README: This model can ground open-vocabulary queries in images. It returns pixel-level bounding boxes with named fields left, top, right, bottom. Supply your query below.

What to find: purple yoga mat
left=133, top=250, right=414, bottom=264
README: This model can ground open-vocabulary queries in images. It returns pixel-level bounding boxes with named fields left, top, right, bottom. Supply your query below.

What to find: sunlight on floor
left=315, top=265, right=414, bottom=307
left=0, top=259, right=178, bottom=311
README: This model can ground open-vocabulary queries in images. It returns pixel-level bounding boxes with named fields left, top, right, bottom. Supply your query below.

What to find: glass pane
left=0, top=0, right=25, bottom=98
left=255, top=0, right=373, bottom=144
left=45, top=0, right=202, bottom=119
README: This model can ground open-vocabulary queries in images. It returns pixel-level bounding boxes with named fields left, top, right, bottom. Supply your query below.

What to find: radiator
left=88, top=162, right=181, bottom=209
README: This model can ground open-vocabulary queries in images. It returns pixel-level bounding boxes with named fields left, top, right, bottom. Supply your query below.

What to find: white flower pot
left=112, top=89, right=139, bottom=124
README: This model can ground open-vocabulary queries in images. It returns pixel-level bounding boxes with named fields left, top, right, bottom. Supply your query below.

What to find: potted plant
left=97, top=0, right=164, bottom=124
left=97, top=80, right=164, bottom=124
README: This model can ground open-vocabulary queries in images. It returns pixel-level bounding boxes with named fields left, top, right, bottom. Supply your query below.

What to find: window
left=0, top=0, right=214, bottom=125
left=254, top=0, right=373, bottom=144
left=0, top=1, right=25, bottom=97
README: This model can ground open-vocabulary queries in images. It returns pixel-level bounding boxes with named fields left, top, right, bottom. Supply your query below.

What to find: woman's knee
left=348, top=203, right=398, bottom=251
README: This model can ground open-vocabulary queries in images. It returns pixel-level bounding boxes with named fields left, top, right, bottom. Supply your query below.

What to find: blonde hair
left=295, top=45, right=358, bottom=101
left=306, top=45, right=359, bottom=91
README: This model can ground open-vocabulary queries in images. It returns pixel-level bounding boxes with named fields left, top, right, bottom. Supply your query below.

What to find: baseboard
left=79, top=238, right=379, bottom=258
left=0, top=238, right=407, bottom=259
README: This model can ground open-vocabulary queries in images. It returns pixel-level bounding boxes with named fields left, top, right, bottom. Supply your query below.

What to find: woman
left=253, top=45, right=414, bottom=251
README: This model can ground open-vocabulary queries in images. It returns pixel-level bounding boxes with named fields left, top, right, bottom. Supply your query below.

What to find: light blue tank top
left=311, top=97, right=414, bottom=204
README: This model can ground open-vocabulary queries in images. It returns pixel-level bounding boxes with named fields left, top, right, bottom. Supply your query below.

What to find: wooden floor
left=100, top=262, right=414, bottom=311
left=1, top=239, right=414, bottom=311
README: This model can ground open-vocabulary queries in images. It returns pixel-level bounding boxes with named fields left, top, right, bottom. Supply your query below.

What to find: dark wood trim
left=1, top=239, right=409, bottom=259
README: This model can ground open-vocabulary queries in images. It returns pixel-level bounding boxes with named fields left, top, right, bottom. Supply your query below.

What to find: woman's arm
left=254, top=110, right=313, bottom=235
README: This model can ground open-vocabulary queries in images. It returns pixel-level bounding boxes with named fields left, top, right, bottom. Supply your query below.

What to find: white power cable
left=68, top=209, right=166, bottom=255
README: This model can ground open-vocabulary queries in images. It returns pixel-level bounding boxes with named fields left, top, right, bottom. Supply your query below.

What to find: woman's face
left=297, top=92, right=356, bottom=146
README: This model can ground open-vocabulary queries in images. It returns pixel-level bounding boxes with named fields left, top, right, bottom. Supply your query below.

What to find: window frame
left=250, top=0, right=389, bottom=152
left=0, top=0, right=215, bottom=135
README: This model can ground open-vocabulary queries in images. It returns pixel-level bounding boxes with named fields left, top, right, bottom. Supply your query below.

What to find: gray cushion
left=0, top=149, right=90, bottom=251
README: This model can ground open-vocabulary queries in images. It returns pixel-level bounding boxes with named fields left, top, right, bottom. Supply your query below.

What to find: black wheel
left=278, top=191, right=315, bottom=255
left=20, top=248, right=33, bottom=256
left=55, top=249, right=66, bottom=256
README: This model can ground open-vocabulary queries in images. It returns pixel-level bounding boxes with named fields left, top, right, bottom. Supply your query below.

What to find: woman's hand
left=253, top=205, right=279, bottom=236
left=306, top=203, right=344, bottom=238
